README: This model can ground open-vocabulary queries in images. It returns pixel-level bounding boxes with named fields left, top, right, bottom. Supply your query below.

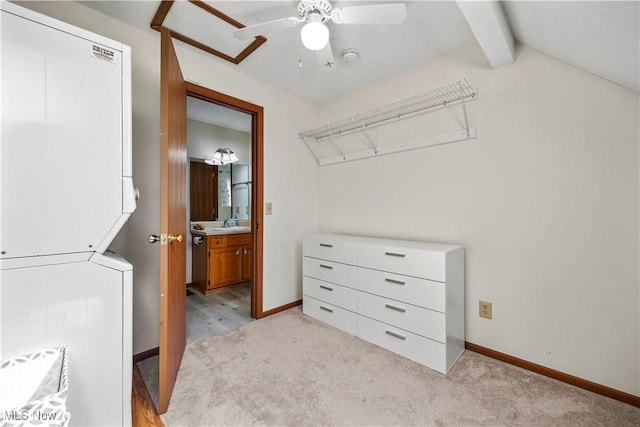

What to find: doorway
left=185, top=95, right=253, bottom=343
left=185, top=82, right=264, bottom=320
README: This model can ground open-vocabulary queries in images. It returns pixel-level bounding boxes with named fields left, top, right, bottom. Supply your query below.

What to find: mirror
left=186, top=96, right=252, bottom=223
left=189, top=161, right=250, bottom=222
left=217, top=164, right=232, bottom=220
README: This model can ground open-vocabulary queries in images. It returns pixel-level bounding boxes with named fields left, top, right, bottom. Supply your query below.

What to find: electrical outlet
left=479, top=300, right=492, bottom=319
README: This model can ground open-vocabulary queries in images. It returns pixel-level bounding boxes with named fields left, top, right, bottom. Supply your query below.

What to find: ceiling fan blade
left=233, top=16, right=301, bottom=40
left=331, top=3, right=407, bottom=25
left=316, top=41, right=336, bottom=71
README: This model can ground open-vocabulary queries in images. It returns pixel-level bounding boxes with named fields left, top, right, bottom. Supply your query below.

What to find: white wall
left=187, top=119, right=251, bottom=166
left=16, top=1, right=320, bottom=355
left=315, top=43, right=639, bottom=396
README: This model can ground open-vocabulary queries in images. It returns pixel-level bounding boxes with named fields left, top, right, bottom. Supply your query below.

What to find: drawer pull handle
left=385, top=278, right=406, bottom=285
left=320, top=306, right=333, bottom=313
left=319, top=243, right=334, bottom=248
left=319, top=285, right=334, bottom=291
left=385, top=251, right=406, bottom=258
left=385, top=330, right=406, bottom=340
left=319, top=264, right=334, bottom=269
left=385, top=303, right=406, bottom=313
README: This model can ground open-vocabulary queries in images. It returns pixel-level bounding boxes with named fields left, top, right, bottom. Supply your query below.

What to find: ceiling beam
left=457, top=0, right=514, bottom=68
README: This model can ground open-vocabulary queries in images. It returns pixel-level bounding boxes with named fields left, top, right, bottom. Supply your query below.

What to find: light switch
left=265, top=202, right=273, bottom=215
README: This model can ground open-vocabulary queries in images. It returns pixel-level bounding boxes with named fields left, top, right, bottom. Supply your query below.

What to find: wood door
left=159, top=28, right=187, bottom=415
left=189, top=161, right=217, bottom=221
left=210, top=247, right=241, bottom=287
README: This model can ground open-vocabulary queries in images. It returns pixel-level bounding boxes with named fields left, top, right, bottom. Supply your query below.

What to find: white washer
left=1, top=251, right=133, bottom=426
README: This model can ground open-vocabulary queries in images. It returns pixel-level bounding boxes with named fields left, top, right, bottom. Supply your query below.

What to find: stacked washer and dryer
left=1, top=2, right=137, bottom=426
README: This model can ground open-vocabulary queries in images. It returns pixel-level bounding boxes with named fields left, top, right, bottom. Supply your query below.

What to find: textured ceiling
left=211, top=0, right=477, bottom=103
left=187, top=96, right=252, bottom=132
left=503, top=1, right=639, bottom=93
left=78, top=0, right=476, bottom=105
left=73, top=0, right=638, bottom=130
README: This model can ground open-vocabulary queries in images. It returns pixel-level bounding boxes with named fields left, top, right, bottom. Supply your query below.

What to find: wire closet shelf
left=299, top=79, right=477, bottom=165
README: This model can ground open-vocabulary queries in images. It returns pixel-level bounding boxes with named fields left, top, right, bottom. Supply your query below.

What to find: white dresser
left=303, top=234, right=464, bottom=374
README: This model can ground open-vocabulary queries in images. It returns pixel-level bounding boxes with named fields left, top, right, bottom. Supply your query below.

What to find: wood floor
left=132, top=283, right=252, bottom=426
left=185, top=282, right=252, bottom=344
left=132, top=364, right=164, bottom=427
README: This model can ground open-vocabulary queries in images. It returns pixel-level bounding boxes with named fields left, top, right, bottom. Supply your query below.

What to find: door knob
left=167, top=234, right=183, bottom=243
left=148, top=233, right=181, bottom=245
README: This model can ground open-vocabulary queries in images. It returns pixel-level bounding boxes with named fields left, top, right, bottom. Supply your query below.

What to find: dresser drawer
left=303, top=235, right=358, bottom=264
left=358, top=315, right=447, bottom=374
left=358, top=268, right=445, bottom=313
left=303, top=256, right=358, bottom=289
left=303, top=296, right=358, bottom=336
left=358, top=292, right=445, bottom=343
left=358, top=243, right=446, bottom=282
left=303, top=277, right=358, bottom=312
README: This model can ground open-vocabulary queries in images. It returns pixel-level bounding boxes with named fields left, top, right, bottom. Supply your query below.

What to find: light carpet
left=161, top=306, right=639, bottom=426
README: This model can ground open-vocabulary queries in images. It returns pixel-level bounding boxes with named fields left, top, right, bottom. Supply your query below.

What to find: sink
left=212, top=226, right=250, bottom=232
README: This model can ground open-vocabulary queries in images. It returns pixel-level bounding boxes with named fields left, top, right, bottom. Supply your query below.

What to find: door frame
left=186, top=82, right=265, bottom=318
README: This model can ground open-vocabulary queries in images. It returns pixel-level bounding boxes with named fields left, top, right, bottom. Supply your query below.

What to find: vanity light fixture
left=205, top=147, right=239, bottom=165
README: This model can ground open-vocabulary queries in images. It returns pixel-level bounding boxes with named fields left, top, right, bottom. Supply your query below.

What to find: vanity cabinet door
left=203, top=233, right=251, bottom=292
left=209, top=247, right=241, bottom=288
left=241, top=245, right=252, bottom=281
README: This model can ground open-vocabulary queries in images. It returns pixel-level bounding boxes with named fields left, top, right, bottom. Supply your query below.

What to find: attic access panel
left=151, top=0, right=266, bottom=64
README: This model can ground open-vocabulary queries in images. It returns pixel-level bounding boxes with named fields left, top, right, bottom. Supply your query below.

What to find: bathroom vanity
left=191, top=227, right=252, bottom=295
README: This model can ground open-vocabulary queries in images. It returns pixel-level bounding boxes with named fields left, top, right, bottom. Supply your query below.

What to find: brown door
left=210, top=247, right=241, bottom=286
left=158, top=28, right=187, bottom=414
left=189, top=161, right=217, bottom=221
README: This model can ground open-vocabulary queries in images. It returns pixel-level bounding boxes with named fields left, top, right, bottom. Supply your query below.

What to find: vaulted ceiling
left=68, top=1, right=639, bottom=132
left=77, top=1, right=638, bottom=104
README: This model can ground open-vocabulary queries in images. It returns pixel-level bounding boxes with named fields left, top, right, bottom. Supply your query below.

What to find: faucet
left=223, top=218, right=230, bottom=228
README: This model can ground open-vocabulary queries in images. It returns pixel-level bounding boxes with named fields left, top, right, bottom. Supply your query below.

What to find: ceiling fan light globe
left=301, top=21, right=329, bottom=51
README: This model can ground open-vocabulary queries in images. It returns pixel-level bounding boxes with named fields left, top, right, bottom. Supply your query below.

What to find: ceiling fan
left=233, top=0, right=407, bottom=69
